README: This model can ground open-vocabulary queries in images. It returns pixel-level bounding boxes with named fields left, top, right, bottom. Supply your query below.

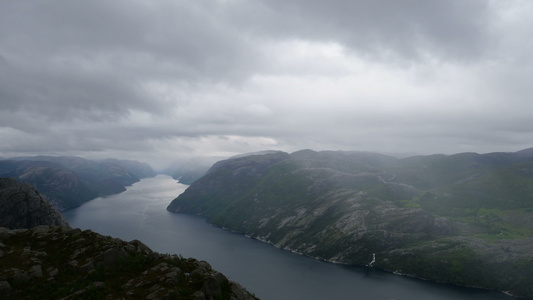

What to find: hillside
left=168, top=149, right=533, bottom=299
left=0, top=178, right=68, bottom=229
left=0, top=156, right=155, bottom=210
left=0, top=226, right=258, bottom=300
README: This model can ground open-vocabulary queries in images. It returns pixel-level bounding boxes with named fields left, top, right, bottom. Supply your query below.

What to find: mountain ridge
left=168, top=148, right=533, bottom=299
left=0, top=156, right=155, bottom=211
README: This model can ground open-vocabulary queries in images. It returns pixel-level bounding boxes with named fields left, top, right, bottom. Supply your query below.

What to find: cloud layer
left=1, top=0, right=533, bottom=168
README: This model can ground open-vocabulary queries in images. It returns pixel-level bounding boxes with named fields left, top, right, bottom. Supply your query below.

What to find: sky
left=1, top=0, right=533, bottom=169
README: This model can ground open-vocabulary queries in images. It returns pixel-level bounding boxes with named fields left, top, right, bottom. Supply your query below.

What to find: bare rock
left=78, top=260, right=95, bottom=274
left=94, top=247, right=128, bottom=266
left=48, top=267, right=59, bottom=278
left=0, top=280, right=13, bottom=299
left=12, top=269, right=30, bottom=285
left=202, top=271, right=228, bottom=298
left=0, top=178, right=69, bottom=229
left=0, top=227, right=16, bottom=240
left=230, top=282, right=256, bottom=300
left=191, top=291, right=206, bottom=300
left=67, top=260, right=78, bottom=268
left=130, top=239, right=152, bottom=254
left=29, top=265, right=43, bottom=278
left=60, top=281, right=106, bottom=300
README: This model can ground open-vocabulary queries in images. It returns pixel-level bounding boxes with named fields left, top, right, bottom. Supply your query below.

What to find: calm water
left=63, top=175, right=519, bottom=300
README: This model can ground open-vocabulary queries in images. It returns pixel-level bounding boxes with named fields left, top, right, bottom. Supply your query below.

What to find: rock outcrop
left=0, top=226, right=258, bottom=300
left=0, top=178, right=69, bottom=229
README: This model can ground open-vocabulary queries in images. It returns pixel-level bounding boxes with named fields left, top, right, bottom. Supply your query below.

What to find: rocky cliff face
left=0, top=226, right=258, bottom=300
left=168, top=149, right=533, bottom=299
left=0, top=178, right=69, bottom=229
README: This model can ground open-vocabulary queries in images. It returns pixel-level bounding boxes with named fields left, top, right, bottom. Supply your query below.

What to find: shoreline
left=196, top=215, right=525, bottom=300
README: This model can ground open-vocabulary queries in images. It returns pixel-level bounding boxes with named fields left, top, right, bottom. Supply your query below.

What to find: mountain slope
left=168, top=149, right=533, bottom=299
left=0, top=178, right=69, bottom=229
left=0, top=157, right=155, bottom=210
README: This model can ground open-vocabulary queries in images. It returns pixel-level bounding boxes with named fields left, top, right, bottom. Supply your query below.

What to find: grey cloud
left=0, top=0, right=258, bottom=123
left=0, top=60, right=150, bottom=122
left=1, top=0, right=532, bottom=166
left=233, top=0, right=493, bottom=62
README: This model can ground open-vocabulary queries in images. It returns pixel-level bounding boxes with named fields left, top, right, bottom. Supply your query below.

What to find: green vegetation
left=167, top=149, right=533, bottom=298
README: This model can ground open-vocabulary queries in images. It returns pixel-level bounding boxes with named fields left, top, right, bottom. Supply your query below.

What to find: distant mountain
left=0, top=156, right=155, bottom=210
left=164, top=156, right=223, bottom=185
left=514, top=147, right=533, bottom=158
left=0, top=178, right=69, bottom=229
left=164, top=151, right=283, bottom=185
left=168, top=148, right=533, bottom=299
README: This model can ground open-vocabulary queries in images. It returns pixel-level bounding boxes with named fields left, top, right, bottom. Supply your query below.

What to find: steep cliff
left=168, top=149, right=533, bottom=299
left=0, top=226, right=258, bottom=300
left=0, top=178, right=68, bottom=229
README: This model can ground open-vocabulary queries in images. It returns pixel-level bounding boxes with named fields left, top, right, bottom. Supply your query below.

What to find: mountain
left=0, top=156, right=156, bottom=211
left=6, top=156, right=155, bottom=186
left=164, top=152, right=282, bottom=185
left=168, top=149, right=533, bottom=299
left=164, top=156, right=223, bottom=185
left=0, top=178, right=69, bottom=229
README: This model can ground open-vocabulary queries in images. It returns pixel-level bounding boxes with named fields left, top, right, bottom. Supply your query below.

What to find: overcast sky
left=1, top=0, right=533, bottom=169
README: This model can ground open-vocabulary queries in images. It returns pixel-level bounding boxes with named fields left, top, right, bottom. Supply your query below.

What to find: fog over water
left=63, top=175, right=519, bottom=300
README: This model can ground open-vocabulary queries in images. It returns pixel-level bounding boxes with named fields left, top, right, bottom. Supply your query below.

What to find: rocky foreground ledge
left=0, top=226, right=258, bottom=300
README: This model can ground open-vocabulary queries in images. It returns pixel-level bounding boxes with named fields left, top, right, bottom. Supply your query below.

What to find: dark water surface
left=63, top=175, right=519, bottom=300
